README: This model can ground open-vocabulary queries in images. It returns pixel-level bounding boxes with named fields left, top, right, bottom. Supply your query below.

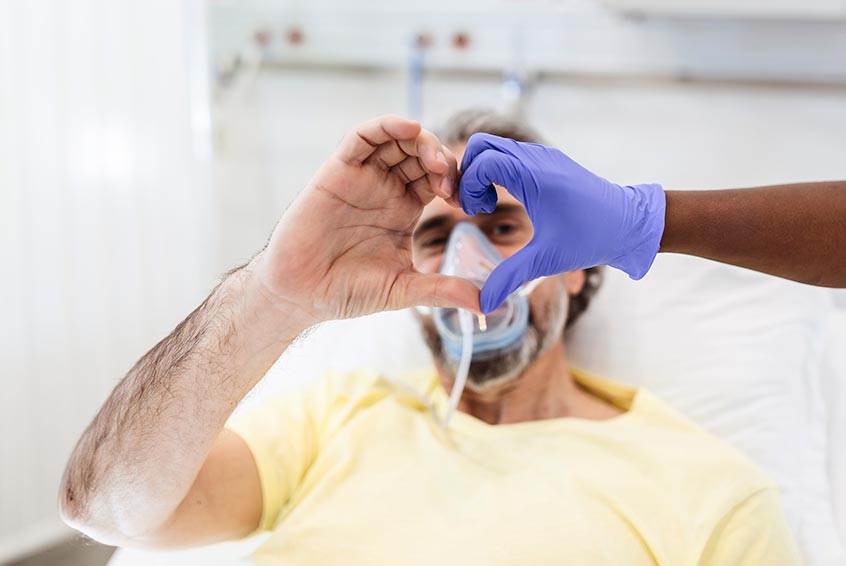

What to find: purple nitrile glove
left=459, top=133, right=666, bottom=314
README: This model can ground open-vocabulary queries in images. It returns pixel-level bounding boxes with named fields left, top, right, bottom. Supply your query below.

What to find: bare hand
left=255, top=115, right=480, bottom=326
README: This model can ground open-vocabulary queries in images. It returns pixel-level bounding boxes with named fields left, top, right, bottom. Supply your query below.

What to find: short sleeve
left=225, top=382, right=328, bottom=532
left=698, top=487, right=802, bottom=566
left=224, top=371, right=384, bottom=533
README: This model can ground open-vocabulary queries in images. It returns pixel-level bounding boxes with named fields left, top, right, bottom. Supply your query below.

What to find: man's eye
left=423, top=237, right=446, bottom=248
left=491, top=223, right=517, bottom=237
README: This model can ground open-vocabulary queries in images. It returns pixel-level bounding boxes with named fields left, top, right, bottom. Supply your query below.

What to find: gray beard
left=419, top=294, right=568, bottom=392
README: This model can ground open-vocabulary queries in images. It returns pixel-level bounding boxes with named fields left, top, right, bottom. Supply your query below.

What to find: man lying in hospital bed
left=60, top=111, right=801, bottom=565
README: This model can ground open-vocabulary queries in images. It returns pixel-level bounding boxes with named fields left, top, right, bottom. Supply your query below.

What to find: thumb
left=480, top=244, right=539, bottom=314
left=393, top=272, right=481, bottom=313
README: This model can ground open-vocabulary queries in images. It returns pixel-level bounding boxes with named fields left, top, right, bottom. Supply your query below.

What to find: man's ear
left=565, top=270, right=586, bottom=296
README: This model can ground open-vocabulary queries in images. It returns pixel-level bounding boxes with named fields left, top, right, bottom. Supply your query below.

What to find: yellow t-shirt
left=226, top=369, right=800, bottom=566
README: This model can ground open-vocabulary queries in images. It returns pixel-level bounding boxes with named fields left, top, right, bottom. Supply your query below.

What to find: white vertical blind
left=0, top=0, right=214, bottom=561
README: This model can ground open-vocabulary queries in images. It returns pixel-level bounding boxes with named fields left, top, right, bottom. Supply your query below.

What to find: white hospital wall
left=214, top=70, right=846, bottom=274
left=0, top=1, right=215, bottom=562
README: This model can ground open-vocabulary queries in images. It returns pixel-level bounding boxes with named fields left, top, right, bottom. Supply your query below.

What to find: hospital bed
left=109, top=254, right=846, bottom=565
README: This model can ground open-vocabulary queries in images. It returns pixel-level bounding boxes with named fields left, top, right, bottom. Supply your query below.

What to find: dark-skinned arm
left=661, top=181, right=846, bottom=287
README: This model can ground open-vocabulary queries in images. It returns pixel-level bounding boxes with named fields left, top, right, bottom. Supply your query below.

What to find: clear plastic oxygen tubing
left=442, top=309, right=474, bottom=428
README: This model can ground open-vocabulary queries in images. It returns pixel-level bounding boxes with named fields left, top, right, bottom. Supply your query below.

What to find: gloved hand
left=459, top=133, right=666, bottom=314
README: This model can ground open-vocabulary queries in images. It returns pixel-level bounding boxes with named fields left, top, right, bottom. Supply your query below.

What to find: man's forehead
left=417, top=184, right=523, bottom=227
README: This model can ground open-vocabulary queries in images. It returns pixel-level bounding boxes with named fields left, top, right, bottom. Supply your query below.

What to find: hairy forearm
left=60, top=256, right=308, bottom=542
left=661, top=181, right=846, bottom=287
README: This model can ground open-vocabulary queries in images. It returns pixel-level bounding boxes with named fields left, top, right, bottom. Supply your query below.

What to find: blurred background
left=1, top=0, right=845, bottom=564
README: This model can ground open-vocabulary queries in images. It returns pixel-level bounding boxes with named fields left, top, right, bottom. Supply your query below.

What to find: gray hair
left=438, top=108, right=547, bottom=147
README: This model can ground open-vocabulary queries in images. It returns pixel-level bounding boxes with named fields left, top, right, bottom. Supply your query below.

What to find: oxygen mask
left=433, top=222, right=532, bottom=361
left=420, top=222, right=543, bottom=427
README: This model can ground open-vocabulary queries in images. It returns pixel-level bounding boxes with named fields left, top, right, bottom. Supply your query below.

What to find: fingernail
left=440, top=176, right=453, bottom=198
left=436, top=150, right=448, bottom=168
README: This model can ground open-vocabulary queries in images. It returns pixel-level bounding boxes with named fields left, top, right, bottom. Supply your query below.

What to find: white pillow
left=240, top=309, right=432, bottom=407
